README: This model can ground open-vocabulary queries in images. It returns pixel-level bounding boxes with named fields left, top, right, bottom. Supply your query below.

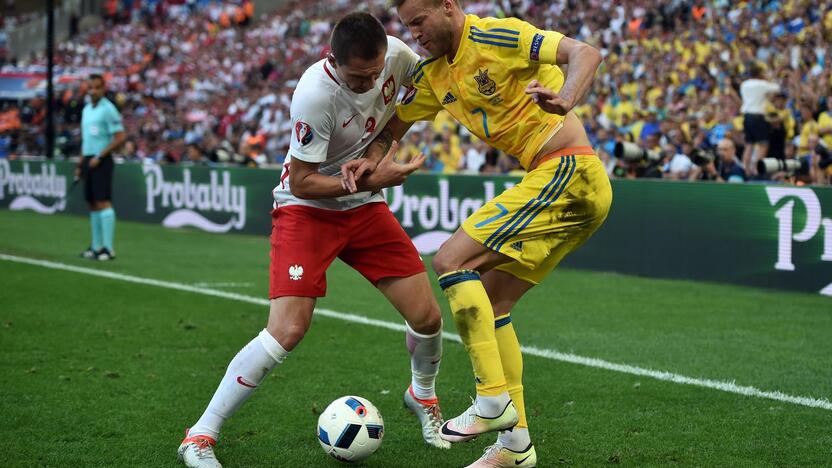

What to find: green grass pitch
left=1, top=209, right=830, bottom=467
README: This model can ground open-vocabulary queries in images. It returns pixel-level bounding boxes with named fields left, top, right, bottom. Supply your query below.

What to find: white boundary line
left=191, top=282, right=253, bottom=289
left=2, top=252, right=831, bottom=412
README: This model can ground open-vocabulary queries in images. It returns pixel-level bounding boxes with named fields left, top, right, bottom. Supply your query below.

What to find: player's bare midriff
left=529, top=111, right=593, bottom=170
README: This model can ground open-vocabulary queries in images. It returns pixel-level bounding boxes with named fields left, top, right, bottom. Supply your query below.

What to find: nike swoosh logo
left=516, top=454, right=532, bottom=465
left=342, top=114, right=359, bottom=127
left=236, top=376, right=257, bottom=388
left=430, top=359, right=441, bottom=364
left=440, top=425, right=466, bottom=437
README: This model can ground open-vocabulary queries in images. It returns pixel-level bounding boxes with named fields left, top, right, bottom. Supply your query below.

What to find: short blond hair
left=390, top=0, right=445, bottom=8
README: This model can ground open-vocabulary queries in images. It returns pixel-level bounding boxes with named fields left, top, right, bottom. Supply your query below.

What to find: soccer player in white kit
left=178, top=13, right=450, bottom=468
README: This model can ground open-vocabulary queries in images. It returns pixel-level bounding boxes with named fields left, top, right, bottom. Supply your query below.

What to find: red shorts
left=269, top=202, right=426, bottom=298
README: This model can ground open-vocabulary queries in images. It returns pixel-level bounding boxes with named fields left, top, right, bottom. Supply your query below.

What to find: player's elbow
left=580, top=43, right=603, bottom=70
left=289, top=184, right=311, bottom=199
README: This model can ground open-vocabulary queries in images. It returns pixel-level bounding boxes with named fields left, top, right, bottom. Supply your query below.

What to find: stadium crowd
left=0, top=0, right=831, bottom=184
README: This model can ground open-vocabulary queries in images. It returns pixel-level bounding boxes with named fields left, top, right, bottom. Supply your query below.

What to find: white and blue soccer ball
left=317, top=395, right=384, bottom=463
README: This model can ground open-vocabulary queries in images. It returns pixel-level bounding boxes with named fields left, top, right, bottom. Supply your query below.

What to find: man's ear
left=443, top=0, right=454, bottom=14
left=327, top=53, right=337, bottom=68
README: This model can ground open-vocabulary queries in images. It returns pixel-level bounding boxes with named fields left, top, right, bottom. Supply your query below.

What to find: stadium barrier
left=2, top=159, right=830, bottom=296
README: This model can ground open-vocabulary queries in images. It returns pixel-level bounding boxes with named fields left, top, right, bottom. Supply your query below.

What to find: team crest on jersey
left=295, top=121, right=313, bottom=145
left=289, top=264, right=304, bottom=280
left=401, top=86, right=417, bottom=105
left=474, top=69, right=496, bottom=96
left=382, top=76, right=396, bottom=105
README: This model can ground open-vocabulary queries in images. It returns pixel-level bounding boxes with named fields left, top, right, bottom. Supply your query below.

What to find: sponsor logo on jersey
left=530, top=33, right=544, bottom=61
left=401, top=86, right=417, bottom=105
left=295, top=121, right=314, bottom=145
left=441, top=92, right=457, bottom=105
left=382, top=75, right=396, bottom=105
left=474, top=68, right=497, bottom=96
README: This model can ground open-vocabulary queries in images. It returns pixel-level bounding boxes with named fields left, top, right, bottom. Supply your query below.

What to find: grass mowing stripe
left=3, top=252, right=831, bottom=412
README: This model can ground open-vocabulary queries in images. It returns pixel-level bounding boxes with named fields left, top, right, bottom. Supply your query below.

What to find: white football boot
left=403, top=386, right=451, bottom=449
left=178, top=429, right=222, bottom=468
left=439, top=399, right=519, bottom=443
left=466, top=441, right=537, bottom=467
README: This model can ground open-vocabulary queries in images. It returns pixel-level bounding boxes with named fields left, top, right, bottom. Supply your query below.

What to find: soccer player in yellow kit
left=341, top=1, right=611, bottom=466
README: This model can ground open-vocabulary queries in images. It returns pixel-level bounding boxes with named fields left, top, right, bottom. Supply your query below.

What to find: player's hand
left=340, top=152, right=383, bottom=194
left=89, top=156, right=101, bottom=169
left=73, top=167, right=81, bottom=181
left=365, top=149, right=425, bottom=190
left=525, top=80, right=573, bottom=115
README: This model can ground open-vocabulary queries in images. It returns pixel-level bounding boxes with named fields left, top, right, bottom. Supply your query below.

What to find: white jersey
left=273, top=36, right=420, bottom=211
left=740, top=79, right=780, bottom=114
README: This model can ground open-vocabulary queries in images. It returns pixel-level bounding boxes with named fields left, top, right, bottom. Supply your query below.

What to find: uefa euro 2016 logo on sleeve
left=530, top=33, right=544, bottom=61
left=295, top=121, right=314, bottom=146
left=401, top=86, right=417, bottom=105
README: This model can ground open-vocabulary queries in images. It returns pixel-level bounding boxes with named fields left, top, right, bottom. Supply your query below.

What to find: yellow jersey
left=799, top=119, right=818, bottom=152
left=396, top=14, right=566, bottom=170
left=764, top=103, right=796, bottom=140
left=818, top=111, right=832, bottom=149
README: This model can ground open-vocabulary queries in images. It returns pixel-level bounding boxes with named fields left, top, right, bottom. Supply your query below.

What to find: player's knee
left=267, top=321, right=308, bottom=351
left=408, top=300, right=442, bottom=335
left=431, top=250, right=458, bottom=276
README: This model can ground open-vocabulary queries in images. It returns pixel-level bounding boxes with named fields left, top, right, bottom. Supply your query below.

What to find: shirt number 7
left=471, top=107, right=491, bottom=138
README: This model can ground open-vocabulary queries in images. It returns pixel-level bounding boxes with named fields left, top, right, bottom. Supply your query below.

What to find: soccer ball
left=317, top=395, right=384, bottom=463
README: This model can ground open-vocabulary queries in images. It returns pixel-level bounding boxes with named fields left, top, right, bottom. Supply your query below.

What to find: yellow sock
left=495, top=313, right=527, bottom=428
left=438, top=270, right=506, bottom=396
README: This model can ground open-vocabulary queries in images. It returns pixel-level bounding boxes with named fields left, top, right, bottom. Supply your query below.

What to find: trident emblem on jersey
left=474, top=69, right=497, bottom=96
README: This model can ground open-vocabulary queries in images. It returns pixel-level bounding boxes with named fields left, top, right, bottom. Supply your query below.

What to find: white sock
left=475, top=392, right=511, bottom=418
left=498, top=427, right=531, bottom=452
left=189, top=329, right=288, bottom=440
left=406, top=322, right=442, bottom=400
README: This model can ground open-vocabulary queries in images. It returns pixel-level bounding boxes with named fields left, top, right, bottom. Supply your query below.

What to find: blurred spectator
left=665, top=142, right=695, bottom=180
left=797, top=104, right=819, bottom=153
left=183, top=142, right=211, bottom=166
left=461, top=139, right=487, bottom=174
left=819, top=94, right=832, bottom=150
left=0, top=0, right=828, bottom=188
left=690, top=138, right=746, bottom=183
left=765, top=92, right=794, bottom=159
left=740, top=63, right=780, bottom=176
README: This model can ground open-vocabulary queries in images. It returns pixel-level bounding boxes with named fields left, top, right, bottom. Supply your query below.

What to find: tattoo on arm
left=372, top=127, right=394, bottom=156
